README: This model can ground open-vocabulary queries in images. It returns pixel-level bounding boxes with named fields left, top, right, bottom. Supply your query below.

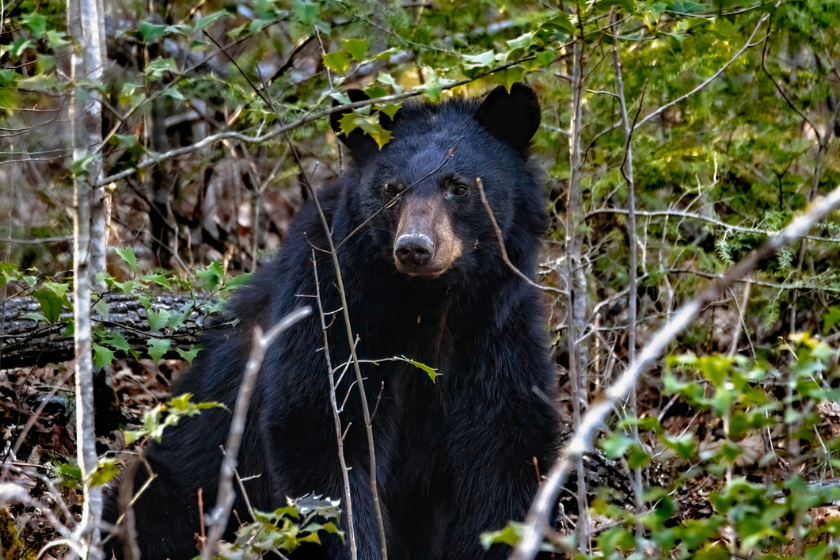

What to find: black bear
left=104, top=83, right=559, bottom=559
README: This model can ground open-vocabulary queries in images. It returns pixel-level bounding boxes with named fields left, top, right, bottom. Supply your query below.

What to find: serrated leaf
left=93, top=344, right=116, bottom=370
left=116, top=247, right=138, bottom=271
left=176, top=345, right=202, bottom=364
left=197, top=261, right=224, bottom=290
left=145, top=58, right=178, bottom=80
left=22, top=312, right=46, bottom=322
left=141, top=273, right=170, bottom=288
left=147, top=309, right=171, bottom=332
left=102, top=332, right=132, bottom=352
left=492, top=67, right=524, bottom=94
left=396, top=356, right=441, bottom=383
left=600, top=432, right=632, bottom=459
left=342, top=38, right=367, bottom=62
left=147, top=338, right=172, bottom=363
left=22, top=13, right=47, bottom=38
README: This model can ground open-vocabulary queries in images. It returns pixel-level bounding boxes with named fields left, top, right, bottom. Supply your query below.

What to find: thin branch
left=475, top=178, right=562, bottom=296
left=94, top=55, right=547, bottom=188
left=201, top=307, right=312, bottom=560
left=511, top=183, right=840, bottom=560
left=610, top=6, right=643, bottom=549
left=312, top=250, right=357, bottom=560
left=586, top=207, right=840, bottom=244
left=297, top=153, right=389, bottom=559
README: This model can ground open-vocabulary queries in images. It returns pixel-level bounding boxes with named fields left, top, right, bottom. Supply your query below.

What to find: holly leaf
left=93, top=344, right=116, bottom=370
left=492, top=67, right=524, bottom=93
left=147, top=309, right=171, bottom=332
left=102, top=332, right=132, bottom=352
left=116, top=247, right=138, bottom=272
left=147, top=338, right=172, bottom=363
left=176, top=345, right=202, bottom=364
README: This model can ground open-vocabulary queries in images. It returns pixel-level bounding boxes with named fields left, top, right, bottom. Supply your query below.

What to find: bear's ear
left=475, top=83, right=540, bottom=152
left=330, top=90, right=393, bottom=162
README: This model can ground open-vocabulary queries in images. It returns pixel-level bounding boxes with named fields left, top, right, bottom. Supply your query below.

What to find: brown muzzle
left=394, top=197, right=462, bottom=278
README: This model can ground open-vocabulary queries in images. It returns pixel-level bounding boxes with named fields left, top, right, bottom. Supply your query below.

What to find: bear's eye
left=447, top=182, right=469, bottom=198
left=383, top=183, right=401, bottom=199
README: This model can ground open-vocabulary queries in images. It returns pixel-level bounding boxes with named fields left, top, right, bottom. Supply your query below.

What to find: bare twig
left=566, top=10, right=590, bottom=550
left=475, top=178, right=562, bottom=296
left=201, top=307, right=312, bottom=560
left=312, top=250, right=357, bottom=560
left=610, top=6, right=643, bottom=549
left=511, top=184, right=840, bottom=560
left=584, top=208, right=840, bottom=245
left=303, top=165, right=389, bottom=560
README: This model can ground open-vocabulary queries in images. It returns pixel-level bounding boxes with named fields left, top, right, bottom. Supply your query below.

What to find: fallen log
left=0, top=292, right=216, bottom=370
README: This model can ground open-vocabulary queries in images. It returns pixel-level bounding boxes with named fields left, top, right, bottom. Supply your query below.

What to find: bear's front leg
left=439, top=395, right=559, bottom=559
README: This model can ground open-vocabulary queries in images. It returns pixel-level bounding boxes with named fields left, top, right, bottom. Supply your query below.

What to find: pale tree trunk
left=566, top=34, right=589, bottom=551
left=68, top=0, right=105, bottom=556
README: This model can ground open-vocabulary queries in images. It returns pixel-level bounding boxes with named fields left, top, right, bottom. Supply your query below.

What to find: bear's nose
left=395, top=234, right=435, bottom=267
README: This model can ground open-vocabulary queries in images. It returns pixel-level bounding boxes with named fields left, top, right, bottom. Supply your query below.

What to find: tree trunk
left=68, top=0, right=106, bottom=554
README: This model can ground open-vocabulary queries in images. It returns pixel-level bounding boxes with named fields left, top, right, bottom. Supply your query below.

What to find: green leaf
left=195, top=10, right=229, bottom=31
left=197, top=261, right=224, bottom=290
left=480, top=522, right=522, bottom=549
left=141, top=273, right=170, bottom=288
left=22, top=13, right=47, bottom=38
left=225, top=272, right=253, bottom=290
left=102, top=332, right=132, bottom=352
left=506, top=32, right=534, bottom=51
left=88, top=458, right=119, bottom=486
left=46, top=30, right=70, bottom=49
left=823, top=307, right=840, bottom=335
left=32, top=289, right=63, bottom=323
left=22, top=312, right=47, bottom=322
left=0, top=69, right=16, bottom=88
left=176, top=345, right=202, bottom=364
left=145, top=58, right=179, bottom=80
left=396, top=356, right=441, bottom=383
left=324, top=51, right=351, bottom=75
left=139, top=21, right=167, bottom=43
left=116, top=247, right=138, bottom=272
left=147, top=338, right=172, bottom=363
left=462, top=50, right=496, bottom=71
left=342, top=38, right=367, bottom=62
left=492, top=67, right=524, bottom=94
left=600, top=432, right=632, bottom=459
left=93, top=344, right=116, bottom=370
left=147, top=309, right=171, bottom=332
left=293, top=0, right=319, bottom=25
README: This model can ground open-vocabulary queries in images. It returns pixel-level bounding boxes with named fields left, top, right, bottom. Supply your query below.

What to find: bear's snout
left=394, top=197, right=462, bottom=278
left=395, top=234, right=435, bottom=267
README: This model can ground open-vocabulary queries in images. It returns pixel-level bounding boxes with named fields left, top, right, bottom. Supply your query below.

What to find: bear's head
left=331, top=83, right=546, bottom=286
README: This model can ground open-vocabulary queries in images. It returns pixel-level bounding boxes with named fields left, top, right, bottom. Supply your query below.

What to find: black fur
left=104, top=84, right=560, bottom=560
